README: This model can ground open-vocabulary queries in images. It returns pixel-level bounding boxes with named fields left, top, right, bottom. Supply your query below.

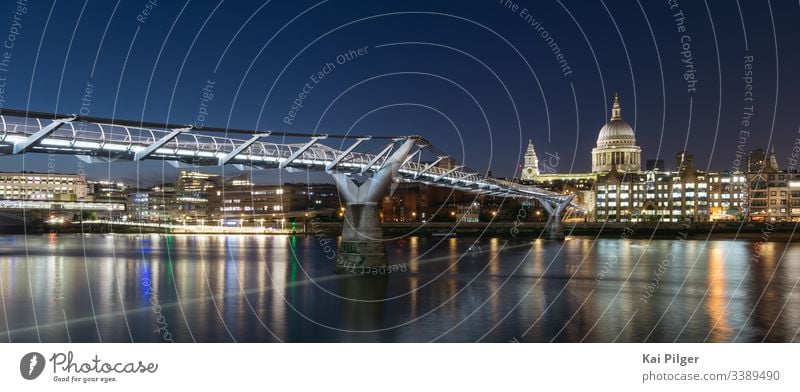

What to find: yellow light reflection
left=706, top=246, right=732, bottom=342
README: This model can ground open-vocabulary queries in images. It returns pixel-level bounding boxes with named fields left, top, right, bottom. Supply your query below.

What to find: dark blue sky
left=1, top=0, right=798, bottom=185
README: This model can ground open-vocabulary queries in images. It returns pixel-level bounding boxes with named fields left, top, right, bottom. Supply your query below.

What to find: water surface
left=0, top=234, right=798, bottom=342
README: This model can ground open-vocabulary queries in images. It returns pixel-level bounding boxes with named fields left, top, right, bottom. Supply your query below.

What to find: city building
left=745, top=148, right=800, bottom=221
left=176, top=170, right=219, bottom=195
left=381, top=182, right=482, bottom=223
left=0, top=172, right=123, bottom=221
left=707, top=171, right=748, bottom=221
left=594, top=167, right=749, bottom=223
left=141, top=184, right=178, bottom=223
left=126, top=191, right=154, bottom=222
left=0, top=172, right=88, bottom=201
left=747, top=148, right=766, bottom=173
left=207, top=174, right=340, bottom=227
left=513, top=93, right=780, bottom=223
left=88, top=180, right=128, bottom=203
left=595, top=165, right=709, bottom=223
left=591, top=94, right=642, bottom=173
left=174, top=170, right=221, bottom=221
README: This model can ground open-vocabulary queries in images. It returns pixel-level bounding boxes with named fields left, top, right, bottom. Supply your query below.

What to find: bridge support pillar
left=329, top=138, right=417, bottom=274
left=338, top=202, right=385, bottom=271
left=537, top=194, right=575, bottom=240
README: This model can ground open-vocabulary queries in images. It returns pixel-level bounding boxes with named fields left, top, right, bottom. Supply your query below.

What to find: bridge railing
left=0, top=113, right=579, bottom=206
left=0, top=114, right=390, bottom=168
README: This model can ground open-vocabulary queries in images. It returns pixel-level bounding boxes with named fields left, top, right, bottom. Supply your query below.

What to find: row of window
left=597, top=209, right=705, bottom=216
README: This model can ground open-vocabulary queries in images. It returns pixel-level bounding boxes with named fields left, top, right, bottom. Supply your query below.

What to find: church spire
left=521, top=138, right=539, bottom=181
left=611, top=93, right=622, bottom=121
left=767, top=145, right=780, bottom=171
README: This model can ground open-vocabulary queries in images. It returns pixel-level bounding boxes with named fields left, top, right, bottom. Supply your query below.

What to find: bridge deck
left=0, top=110, right=576, bottom=205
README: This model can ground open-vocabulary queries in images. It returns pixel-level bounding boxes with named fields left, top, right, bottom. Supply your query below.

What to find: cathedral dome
left=597, top=120, right=635, bottom=144
left=591, top=93, right=641, bottom=173
left=596, top=94, right=636, bottom=147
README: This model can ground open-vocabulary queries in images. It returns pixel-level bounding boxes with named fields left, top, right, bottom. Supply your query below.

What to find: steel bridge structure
left=0, top=109, right=578, bottom=271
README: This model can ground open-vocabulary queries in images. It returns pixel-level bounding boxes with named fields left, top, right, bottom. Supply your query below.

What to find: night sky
left=1, top=0, right=798, bottom=186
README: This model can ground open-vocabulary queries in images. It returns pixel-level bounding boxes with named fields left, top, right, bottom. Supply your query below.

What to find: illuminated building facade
left=0, top=172, right=123, bottom=221
left=207, top=174, right=340, bottom=226
left=746, top=150, right=800, bottom=222
left=520, top=139, right=539, bottom=181
left=0, top=172, right=88, bottom=201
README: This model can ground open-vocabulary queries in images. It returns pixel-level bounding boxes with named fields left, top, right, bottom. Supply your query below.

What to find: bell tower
left=521, top=139, right=539, bottom=181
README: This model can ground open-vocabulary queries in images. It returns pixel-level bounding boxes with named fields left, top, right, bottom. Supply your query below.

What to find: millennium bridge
left=0, top=108, right=577, bottom=271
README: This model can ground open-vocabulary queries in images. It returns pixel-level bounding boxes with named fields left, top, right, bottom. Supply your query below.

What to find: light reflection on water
left=0, top=234, right=798, bottom=342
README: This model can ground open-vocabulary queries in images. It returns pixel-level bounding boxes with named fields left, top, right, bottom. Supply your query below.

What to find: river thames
left=0, top=234, right=798, bottom=342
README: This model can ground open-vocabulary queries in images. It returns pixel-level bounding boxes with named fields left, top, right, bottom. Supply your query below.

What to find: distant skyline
left=1, top=0, right=799, bottom=185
